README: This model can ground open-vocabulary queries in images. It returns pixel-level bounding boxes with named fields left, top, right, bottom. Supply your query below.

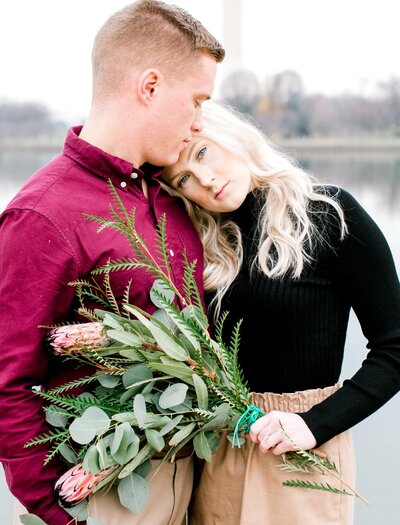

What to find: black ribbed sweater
left=219, top=188, right=400, bottom=446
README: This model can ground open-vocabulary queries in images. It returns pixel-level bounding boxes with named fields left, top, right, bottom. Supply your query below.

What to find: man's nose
left=191, top=107, right=204, bottom=133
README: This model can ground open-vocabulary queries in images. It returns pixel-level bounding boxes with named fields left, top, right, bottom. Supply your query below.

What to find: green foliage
left=28, top=182, right=364, bottom=520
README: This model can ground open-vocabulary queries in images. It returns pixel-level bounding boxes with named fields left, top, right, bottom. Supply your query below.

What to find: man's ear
left=137, top=68, right=162, bottom=104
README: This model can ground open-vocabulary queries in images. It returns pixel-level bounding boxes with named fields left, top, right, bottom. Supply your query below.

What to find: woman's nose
left=197, top=171, right=215, bottom=188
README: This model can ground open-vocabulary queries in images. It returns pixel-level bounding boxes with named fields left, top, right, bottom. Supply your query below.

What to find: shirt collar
left=63, top=126, right=163, bottom=184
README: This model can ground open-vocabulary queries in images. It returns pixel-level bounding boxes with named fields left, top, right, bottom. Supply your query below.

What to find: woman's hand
left=248, top=412, right=317, bottom=455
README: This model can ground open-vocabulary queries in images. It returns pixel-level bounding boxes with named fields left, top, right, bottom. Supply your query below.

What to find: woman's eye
left=177, top=174, right=190, bottom=189
left=196, top=147, right=206, bottom=160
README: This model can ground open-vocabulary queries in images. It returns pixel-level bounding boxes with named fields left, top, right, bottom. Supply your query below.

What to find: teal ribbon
left=231, top=405, right=265, bottom=448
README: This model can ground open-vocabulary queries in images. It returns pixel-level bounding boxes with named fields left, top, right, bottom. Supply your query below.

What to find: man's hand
left=248, top=411, right=317, bottom=455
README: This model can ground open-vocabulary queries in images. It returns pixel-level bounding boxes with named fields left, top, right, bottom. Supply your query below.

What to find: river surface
left=0, top=145, right=399, bottom=524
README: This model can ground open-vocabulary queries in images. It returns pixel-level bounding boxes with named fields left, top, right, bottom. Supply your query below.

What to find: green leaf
left=206, top=431, right=221, bottom=453
left=118, top=444, right=154, bottom=479
left=133, top=394, right=147, bottom=428
left=152, top=308, right=175, bottom=330
left=145, top=428, right=165, bottom=452
left=118, top=472, right=150, bottom=514
left=159, top=415, right=183, bottom=437
left=149, top=279, right=175, bottom=308
left=45, top=407, right=68, bottom=428
left=58, top=443, right=77, bottom=464
left=119, top=348, right=144, bottom=361
left=125, top=305, right=189, bottom=361
left=107, top=329, right=141, bottom=347
left=97, top=374, right=121, bottom=388
left=149, top=362, right=194, bottom=385
left=193, top=431, right=212, bottom=462
left=168, top=422, right=197, bottom=447
left=159, top=383, right=188, bottom=409
left=61, top=498, right=88, bottom=521
left=192, top=374, right=208, bottom=409
left=201, top=403, right=232, bottom=431
left=134, top=459, right=152, bottom=479
left=83, top=444, right=101, bottom=474
left=181, top=305, right=209, bottom=327
left=111, top=423, right=139, bottom=465
left=19, top=515, right=49, bottom=525
left=123, top=364, right=153, bottom=390
left=96, top=434, right=115, bottom=470
left=103, top=313, right=123, bottom=330
left=69, top=407, right=110, bottom=445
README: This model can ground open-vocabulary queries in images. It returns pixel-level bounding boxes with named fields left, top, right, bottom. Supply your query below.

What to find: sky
left=0, top=0, right=399, bottom=122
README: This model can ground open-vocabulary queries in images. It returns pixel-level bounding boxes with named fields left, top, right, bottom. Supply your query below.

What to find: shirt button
left=131, top=172, right=138, bottom=179
left=120, top=181, right=127, bottom=188
left=169, top=249, right=174, bottom=257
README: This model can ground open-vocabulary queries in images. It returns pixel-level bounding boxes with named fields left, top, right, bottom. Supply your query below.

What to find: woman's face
left=162, top=137, right=252, bottom=213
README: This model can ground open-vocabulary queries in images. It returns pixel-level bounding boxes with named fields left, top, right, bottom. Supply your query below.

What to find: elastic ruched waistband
left=251, top=383, right=341, bottom=413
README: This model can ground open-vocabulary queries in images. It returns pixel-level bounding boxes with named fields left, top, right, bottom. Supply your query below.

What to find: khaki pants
left=190, top=384, right=356, bottom=525
left=13, top=456, right=193, bottom=525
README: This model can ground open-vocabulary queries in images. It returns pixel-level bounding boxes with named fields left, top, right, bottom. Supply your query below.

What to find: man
left=0, top=1, right=224, bottom=524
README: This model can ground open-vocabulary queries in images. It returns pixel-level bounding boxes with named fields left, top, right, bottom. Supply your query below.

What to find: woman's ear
left=137, top=68, right=162, bottom=104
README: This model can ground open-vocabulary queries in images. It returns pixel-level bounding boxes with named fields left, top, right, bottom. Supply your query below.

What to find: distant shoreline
left=1, top=136, right=400, bottom=152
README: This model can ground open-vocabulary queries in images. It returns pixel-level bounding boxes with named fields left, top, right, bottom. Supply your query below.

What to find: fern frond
left=48, top=375, right=100, bottom=394
left=155, top=214, right=171, bottom=277
left=25, top=428, right=69, bottom=448
left=102, top=270, right=120, bottom=315
left=182, top=251, right=202, bottom=309
left=282, top=479, right=352, bottom=496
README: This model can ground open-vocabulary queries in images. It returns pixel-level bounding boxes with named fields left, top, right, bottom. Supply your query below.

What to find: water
left=0, top=146, right=399, bottom=524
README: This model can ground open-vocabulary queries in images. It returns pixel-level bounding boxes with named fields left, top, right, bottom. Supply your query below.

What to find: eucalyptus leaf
left=149, top=362, right=194, bottom=385
left=45, top=407, right=68, bottom=428
left=152, top=307, right=175, bottom=330
left=133, top=394, right=147, bottom=428
left=168, top=422, right=197, bottom=447
left=134, top=459, right=152, bottom=478
left=103, top=313, right=123, bottom=330
left=111, top=412, right=136, bottom=423
left=83, top=444, right=101, bottom=474
left=159, top=383, right=188, bottom=409
left=111, top=423, right=139, bottom=464
left=159, top=415, right=183, bottom=437
left=19, top=515, right=49, bottom=525
left=58, top=443, right=77, bottom=465
left=125, top=305, right=189, bottom=361
left=97, top=374, right=121, bottom=388
left=201, top=403, right=232, bottom=431
left=61, top=498, right=88, bottom=520
left=145, top=428, right=165, bottom=452
left=181, top=305, right=209, bottom=327
left=122, top=364, right=153, bottom=390
left=69, top=407, right=110, bottom=445
left=107, top=329, right=142, bottom=347
left=118, top=472, right=150, bottom=514
left=69, top=418, right=96, bottom=445
left=96, top=434, right=115, bottom=470
left=192, top=373, right=208, bottom=409
left=119, top=348, right=143, bottom=361
left=193, top=431, right=212, bottom=462
left=118, top=444, right=154, bottom=479
left=206, top=431, right=221, bottom=453
left=149, top=279, right=175, bottom=308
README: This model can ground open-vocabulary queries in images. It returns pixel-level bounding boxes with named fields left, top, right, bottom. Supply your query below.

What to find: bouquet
left=22, top=182, right=365, bottom=525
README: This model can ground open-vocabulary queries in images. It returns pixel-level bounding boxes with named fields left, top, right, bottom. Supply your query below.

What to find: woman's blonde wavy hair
left=162, top=102, right=347, bottom=317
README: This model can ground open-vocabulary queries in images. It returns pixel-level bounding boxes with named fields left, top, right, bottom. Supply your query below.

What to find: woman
left=162, top=102, right=400, bottom=525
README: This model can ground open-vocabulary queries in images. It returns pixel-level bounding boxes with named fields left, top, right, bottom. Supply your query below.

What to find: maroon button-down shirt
left=0, top=126, right=204, bottom=524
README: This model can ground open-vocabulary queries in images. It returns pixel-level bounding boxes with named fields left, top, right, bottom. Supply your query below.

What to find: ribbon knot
left=231, top=405, right=265, bottom=448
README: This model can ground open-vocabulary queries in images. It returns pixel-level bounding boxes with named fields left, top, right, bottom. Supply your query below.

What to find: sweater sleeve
left=0, top=209, right=78, bottom=524
left=300, top=188, right=400, bottom=446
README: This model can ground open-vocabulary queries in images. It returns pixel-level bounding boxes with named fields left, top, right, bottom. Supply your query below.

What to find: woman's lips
left=215, top=182, right=229, bottom=199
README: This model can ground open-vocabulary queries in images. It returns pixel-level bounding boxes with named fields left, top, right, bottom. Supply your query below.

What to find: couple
left=0, top=1, right=399, bottom=525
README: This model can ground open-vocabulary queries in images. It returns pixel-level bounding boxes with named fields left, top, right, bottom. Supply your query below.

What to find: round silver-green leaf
left=117, top=472, right=150, bottom=514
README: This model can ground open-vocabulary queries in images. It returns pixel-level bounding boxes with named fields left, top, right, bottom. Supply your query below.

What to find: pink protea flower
left=55, top=464, right=116, bottom=504
left=46, top=322, right=108, bottom=355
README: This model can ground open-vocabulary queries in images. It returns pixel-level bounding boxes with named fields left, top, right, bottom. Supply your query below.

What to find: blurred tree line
left=0, top=102, right=66, bottom=140
left=219, top=70, right=400, bottom=138
left=1, top=71, right=400, bottom=139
